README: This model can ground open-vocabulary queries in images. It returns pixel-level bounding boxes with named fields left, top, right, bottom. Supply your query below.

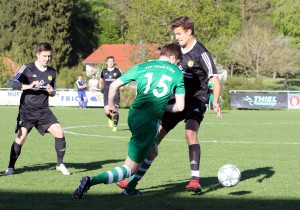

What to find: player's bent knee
left=48, top=123, right=64, bottom=138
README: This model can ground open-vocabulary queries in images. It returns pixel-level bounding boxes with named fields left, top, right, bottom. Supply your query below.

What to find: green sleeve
left=119, top=65, right=138, bottom=85
left=175, top=73, right=185, bottom=95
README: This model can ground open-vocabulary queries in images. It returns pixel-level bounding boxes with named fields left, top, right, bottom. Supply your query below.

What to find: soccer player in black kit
left=100, top=56, right=122, bottom=132
left=4, top=43, right=71, bottom=176
left=117, top=16, right=222, bottom=194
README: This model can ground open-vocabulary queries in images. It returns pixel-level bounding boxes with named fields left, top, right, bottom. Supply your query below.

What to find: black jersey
left=100, top=67, right=122, bottom=92
left=179, top=41, right=218, bottom=104
left=12, top=62, right=56, bottom=111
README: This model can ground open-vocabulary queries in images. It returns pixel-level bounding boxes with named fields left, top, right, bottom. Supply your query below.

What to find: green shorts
left=127, top=108, right=160, bottom=163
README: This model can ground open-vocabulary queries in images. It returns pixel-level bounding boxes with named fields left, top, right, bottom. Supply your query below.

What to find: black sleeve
left=12, top=81, right=22, bottom=89
left=11, top=65, right=28, bottom=89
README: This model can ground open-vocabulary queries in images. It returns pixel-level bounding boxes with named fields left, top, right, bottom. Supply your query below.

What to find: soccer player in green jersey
left=73, top=43, right=185, bottom=199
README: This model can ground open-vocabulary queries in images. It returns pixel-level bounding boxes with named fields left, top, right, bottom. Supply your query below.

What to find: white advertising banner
left=288, top=93, right=300, bottom=109
left=0, top=89, right=104, bottom=107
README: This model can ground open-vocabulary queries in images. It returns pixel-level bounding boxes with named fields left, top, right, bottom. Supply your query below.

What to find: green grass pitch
left=0, top=106, right=299, bottom=210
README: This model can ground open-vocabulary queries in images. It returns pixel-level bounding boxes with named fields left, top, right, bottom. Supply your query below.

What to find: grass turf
left=0, top=106, right=299, bottom=210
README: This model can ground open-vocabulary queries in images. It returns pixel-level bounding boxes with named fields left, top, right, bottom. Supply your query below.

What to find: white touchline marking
left=203, top=122, right=300, bottom=125
left=63, top=125, right=300, bottom=145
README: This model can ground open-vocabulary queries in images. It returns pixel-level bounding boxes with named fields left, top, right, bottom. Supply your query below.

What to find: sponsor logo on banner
left=242, top=95, right=277, bottom=106
left=230, top=92, right=287, bottom=109
left=288, top=94, right=300, bottom=109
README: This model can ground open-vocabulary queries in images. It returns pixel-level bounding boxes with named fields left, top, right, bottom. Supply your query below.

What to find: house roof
left=82, top=44, right=160, bottom=72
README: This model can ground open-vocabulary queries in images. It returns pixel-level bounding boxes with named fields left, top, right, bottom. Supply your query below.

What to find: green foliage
left=70, top=0, right=101, bottom=61
left=79, top=0, right=123, bottom=45
left=98, top=0, right=123, bottom=44
left=273, top=0, right=300, bottom=48
left=193, top=0, right=242, bottom=63
left=124, top=0, right=174, bottom=45
left=56, top=65, right=87, bottom=88
left=123, top=0, right=242, bottom=70
left=0, top=0, right=299, bottom=87
left=262, top=78, right=300, bottom=90
left=124, top=0, right=241, bottom=49
left=0, top=57, right=9, bottom=87
left=0, top=0, right=73, bottom=69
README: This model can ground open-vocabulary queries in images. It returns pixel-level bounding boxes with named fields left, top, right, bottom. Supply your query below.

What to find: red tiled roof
left=82, top=44, right=159, bottom=72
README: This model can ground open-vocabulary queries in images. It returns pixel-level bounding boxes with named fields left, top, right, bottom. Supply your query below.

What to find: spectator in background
left=88, top=74, right=99, bottom=92
left=76, top=74, right=88, bottom=108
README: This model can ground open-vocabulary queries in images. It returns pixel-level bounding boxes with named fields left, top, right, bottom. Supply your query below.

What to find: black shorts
left=161, top=99, right=207, bottom=132
left=16, top=108, right=59, bottom=135
left=103, top=90, right=120, bottom=106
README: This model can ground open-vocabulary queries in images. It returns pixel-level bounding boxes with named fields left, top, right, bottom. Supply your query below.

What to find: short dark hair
left=170, top=16, right=194, bottom=35
left=107, top=56, right=114, bottom=61
left=160, top=43, right=182, bottom=62
left=36, top=43, right=52, bottom=53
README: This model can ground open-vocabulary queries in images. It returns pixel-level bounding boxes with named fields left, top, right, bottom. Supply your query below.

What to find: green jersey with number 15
left=120, top=60, right=185, bottom=119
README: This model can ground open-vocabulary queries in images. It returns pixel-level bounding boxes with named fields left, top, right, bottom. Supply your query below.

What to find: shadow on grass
left=0, top=186, right=298, bottom=210
left=1, top=166, right=297, bottom=210
left=0, top=159, right=124, bottom=175
left=141, top=166, right=275, bottom=196
left=116, top=128, right=130, bottom=131
left=194, top=166, right=275, bottom=196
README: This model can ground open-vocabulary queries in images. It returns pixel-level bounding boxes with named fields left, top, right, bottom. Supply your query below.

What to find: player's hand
left=46, top=84, right=54, bottom=95
left=108, top=105, right=118, bottom=116
left=213, top=102, right=222, bottom=119
left=31, top=81, right=40, bottom=89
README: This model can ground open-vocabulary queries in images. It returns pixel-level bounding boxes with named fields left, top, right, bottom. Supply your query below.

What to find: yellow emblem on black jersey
left=113, top=73, right=117, bottom=76
left=48, top=75, right=53, bottom=81
left=188, top=60, right=194, bottom=67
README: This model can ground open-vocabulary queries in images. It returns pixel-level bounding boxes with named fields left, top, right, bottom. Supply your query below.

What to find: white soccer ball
left=218, top=164, right=241, bottom=187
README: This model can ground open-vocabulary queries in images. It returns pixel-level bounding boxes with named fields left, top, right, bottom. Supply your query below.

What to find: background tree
left=0, top=0, right=73, bottom=69
left=268, top=38, right=300, bottom=86
left=107, top=0, right=129, bottom=44
left=0, top=57, right=9, bottom=87
left=230, top=21, right=300, bottom=81
left=273, top=0, right=300, bottom=48
left=56, top=66, right=87, bottom=88
left=240, top=0, right=274, bottom=22
left=69, top=0, right=100, bottom=64
left=77, top=0, right=123, bottom=45
left=123, top=0, right=241, bottom=66
left=0, top=0, right=299, bottom=90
